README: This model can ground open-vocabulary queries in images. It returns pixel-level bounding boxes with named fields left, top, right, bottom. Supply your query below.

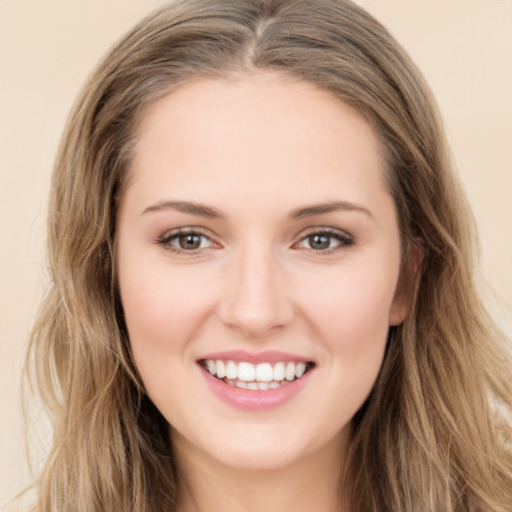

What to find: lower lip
left=200, top=366, right=313, bottom=411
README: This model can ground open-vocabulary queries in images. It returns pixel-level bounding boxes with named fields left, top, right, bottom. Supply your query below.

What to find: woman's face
left=117, top=74, right=409, bottom=471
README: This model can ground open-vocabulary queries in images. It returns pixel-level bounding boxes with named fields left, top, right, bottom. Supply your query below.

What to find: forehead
left=125, top=73, right=391, bottom=217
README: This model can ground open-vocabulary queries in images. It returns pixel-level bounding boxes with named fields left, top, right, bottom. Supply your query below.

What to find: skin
left=116, top=73, right=413, bottom=512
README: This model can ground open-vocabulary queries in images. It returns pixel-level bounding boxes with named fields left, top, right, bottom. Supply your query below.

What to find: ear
left=389, top=240, right=424, bottom=326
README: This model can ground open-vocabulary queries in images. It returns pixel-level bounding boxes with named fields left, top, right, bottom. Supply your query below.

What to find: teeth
left=285, top=362, right=295, bottom=381
left=226, top=361, right=237, bottom=379
left=228, top=379, right=285, bottom=389
left=238, top=362, right=256, bottom=381
left=273, top=362, right=285, bottom=381
left=216, top=360, right=226, bottom=379
left=295, top=362, right=306, bottom=378
left=255, top=363, right=273, bottom=382
left=206, top=360, right=216, bottom=375
left=203, top=359, right=311, bottom=387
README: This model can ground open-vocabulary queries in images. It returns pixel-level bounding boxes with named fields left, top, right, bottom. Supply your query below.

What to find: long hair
left=27, top=0, right=512, bottom=510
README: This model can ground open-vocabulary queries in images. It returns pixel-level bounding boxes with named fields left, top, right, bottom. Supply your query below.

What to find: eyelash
left=156, top=228, right=215, bottom=255
left=156, top=228, right=354, bottom=255
left=293, top=228, right=354, bottom=256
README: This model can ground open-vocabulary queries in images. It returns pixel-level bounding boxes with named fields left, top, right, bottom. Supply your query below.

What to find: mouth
left=198, top=359, right=316, bottom=390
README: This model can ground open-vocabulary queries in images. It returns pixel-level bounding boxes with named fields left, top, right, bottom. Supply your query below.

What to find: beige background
left=1, top=1, right=511, bottom=508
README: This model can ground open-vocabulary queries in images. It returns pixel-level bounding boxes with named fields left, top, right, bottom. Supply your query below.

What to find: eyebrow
left=289, top=200, right=373, bottom=220
left=141, top=199, right=373, bottom=221
left=142, top=200, right=224, bottom=219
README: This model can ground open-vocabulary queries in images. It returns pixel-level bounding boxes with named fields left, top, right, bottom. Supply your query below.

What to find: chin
left=208, top=442, right=308, bottom=472
left=182, top=421, right=348, bottom=473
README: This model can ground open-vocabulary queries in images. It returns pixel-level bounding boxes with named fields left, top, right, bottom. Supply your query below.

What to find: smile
left=200, top=360, right=314, bottom=390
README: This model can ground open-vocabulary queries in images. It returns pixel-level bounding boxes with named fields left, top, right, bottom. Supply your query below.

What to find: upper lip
left=197, top=350, right=313, bottom=364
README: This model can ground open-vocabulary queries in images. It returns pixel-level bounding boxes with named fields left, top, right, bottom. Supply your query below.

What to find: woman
left=26, top=0, right=512, bottom=510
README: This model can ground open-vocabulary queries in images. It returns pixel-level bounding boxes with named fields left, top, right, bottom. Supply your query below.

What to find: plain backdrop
left=1, top=1, right=511, bottom=509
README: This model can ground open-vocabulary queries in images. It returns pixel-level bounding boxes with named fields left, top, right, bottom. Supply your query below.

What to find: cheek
left=298, top=264, right=397, bottom=400
left=118, top=256, right=216, bottom=371
left=302, top=265, right=398, bottom=346
left=118, top=262, right=220, bottom=424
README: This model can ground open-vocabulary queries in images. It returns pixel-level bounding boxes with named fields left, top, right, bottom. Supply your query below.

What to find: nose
left=217, top=244, right=294, bottom=339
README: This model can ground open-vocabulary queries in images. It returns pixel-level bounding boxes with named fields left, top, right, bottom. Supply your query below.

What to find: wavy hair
left=26, top=0, right=512, bottom=510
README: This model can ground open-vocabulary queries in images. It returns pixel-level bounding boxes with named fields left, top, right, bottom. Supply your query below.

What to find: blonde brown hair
left=27, top=0, right=512, bottom=510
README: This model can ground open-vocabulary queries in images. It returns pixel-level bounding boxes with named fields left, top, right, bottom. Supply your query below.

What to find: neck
left=173, top=430, right=351, bottom=512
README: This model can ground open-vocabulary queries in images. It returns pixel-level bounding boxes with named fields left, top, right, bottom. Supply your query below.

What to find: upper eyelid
left=158, top=226, right=213, bottom=240
left=295, top=226, right=354, bottom=240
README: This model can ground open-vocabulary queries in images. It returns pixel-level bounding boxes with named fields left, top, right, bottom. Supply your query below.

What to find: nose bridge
left=219, top=238, right=293, bottom=337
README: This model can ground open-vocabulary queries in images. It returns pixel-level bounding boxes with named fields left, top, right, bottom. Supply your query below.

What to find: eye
left=157, top=229, right=217, bottom=253
left=295, top=229, right=354, bottom=254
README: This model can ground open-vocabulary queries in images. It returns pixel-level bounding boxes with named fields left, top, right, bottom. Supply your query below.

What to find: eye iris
left=309, top=234, right=331, bottom=250
left=179, top=234, right=202, bottom=250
